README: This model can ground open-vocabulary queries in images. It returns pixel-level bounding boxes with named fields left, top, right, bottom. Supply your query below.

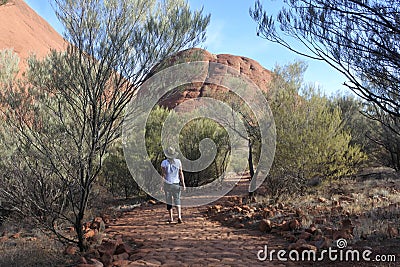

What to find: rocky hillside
left=0, top=0, right=65, bottom=72
left=157, top=48, right=272, bottom=109
left=0, top=1, right=272, bottom=104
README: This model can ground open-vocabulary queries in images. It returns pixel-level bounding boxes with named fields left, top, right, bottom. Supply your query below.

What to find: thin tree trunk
left=248, top=139, right=256, bottom=198
left=248, top=140, right=254, bottom=178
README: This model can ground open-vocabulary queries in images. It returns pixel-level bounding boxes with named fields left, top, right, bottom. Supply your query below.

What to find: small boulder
left=113, top=252, right=130, bottom=261
left=387, top=225, right=399, bottom=238
left=289, top=219, right=301, bottom=230
left=233, top=206, right=242, bottom=213
left=64, top=245, right=78, bottom=255
left=298, top=231, right=312, bottom=241
left=98, top=240, right=118, bottom=256
left=259, top=219, right=272, bottom=233
left=91, top=217, right=106, bottom=232
left=279, top=221, right=291, bottom=231
left=115, top=243, right=134, bottom=255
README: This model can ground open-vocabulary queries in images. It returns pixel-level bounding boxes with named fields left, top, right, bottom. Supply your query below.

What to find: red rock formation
left=0, top=2, right=271, bottom=106
left=0, top=0, right=65, bottom=72
left=157, top=48, right=272, bottom=109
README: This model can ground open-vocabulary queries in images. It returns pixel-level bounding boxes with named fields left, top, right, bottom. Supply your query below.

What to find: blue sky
left=25, top=0, right=349, bottom=95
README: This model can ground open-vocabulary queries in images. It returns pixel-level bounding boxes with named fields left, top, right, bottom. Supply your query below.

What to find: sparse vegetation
left=206, top=172, right=400, bottom=259
left=0, top=232, right=71, bottom=267
left=125, top=105, right=231, bottom=190
left=264, top=62, right=366, bottom=201
left=0, top=49, right=19, bottom=84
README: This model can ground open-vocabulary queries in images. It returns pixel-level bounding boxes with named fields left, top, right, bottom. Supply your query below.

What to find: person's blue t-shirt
left=161, top=159, right=181, bottom=184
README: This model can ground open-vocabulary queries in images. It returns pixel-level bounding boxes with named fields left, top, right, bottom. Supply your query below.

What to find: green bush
left=124, top=105, right=231, bottom=190
left=100, top=144, right=142, bottom=198
left=265, top=62, right=366, bottom=201
left=0, top=49, right=19, bottom=84
left=179, top=117, right=230, bottom=187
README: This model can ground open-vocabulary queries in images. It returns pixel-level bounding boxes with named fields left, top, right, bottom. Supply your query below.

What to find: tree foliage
left=126, top=105, right=231, bottom=189
left=100, top=143, right=142, bottom=198
left=213, top=91, right=263, bottom=194
left=0, top=0, right=209, bottom=251
left=330, top=93, right=400, bottom=170
left=265, top=62, right=366, bottom=201
left=250, top=0, right=400, bottom=118
left=179, top=117, right=231, bottom=187
left=0, top=49, right=19, bottom=85
left=363, top=104, right=400, bottom=170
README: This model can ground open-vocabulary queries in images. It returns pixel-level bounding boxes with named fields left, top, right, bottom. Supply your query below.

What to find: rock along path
left=105, top=180, right=292, bottom=267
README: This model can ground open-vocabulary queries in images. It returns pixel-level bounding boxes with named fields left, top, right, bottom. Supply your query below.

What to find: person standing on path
left=161, top=147, right=186, bottom=223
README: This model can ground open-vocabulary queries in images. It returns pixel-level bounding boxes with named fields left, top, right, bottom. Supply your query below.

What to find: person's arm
left=161, top=163, right=166, bottom=191
left=161, top=167, right=166, bottom=179
left=179, top=166, right=186, bottom=190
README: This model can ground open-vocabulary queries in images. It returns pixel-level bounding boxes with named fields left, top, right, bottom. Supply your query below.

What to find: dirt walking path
left=105, top=180, right=290, bottom=267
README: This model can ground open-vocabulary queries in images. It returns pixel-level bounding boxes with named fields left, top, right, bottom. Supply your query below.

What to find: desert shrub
left=100, top=144, right=142, bottom=199
left=179, top=117, right=230, bottom=187
left=363, top=104, right=400, bottom=171
left=264, top=62, right=366, bottom=201
left=125, top=105, right=231, bottom=190
left=331, top=93, right=396, bottom=169
left=0, top=49, right=19, bottom=85
left=0, top=237, right=69, bottom=267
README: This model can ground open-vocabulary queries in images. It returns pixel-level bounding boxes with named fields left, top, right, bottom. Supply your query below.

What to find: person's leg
left=168, top=206, right=173, bottom=222
left=176, top=205, right=182, bottom=222
left=164, top=184, right=174, bottom=222
left=171, top=184, right=183, bottom=223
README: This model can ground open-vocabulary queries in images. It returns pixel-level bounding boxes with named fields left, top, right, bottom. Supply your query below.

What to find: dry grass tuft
left=0, top=234, right=74, bottom=267
left=255, top=173, right=400, bottom=241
